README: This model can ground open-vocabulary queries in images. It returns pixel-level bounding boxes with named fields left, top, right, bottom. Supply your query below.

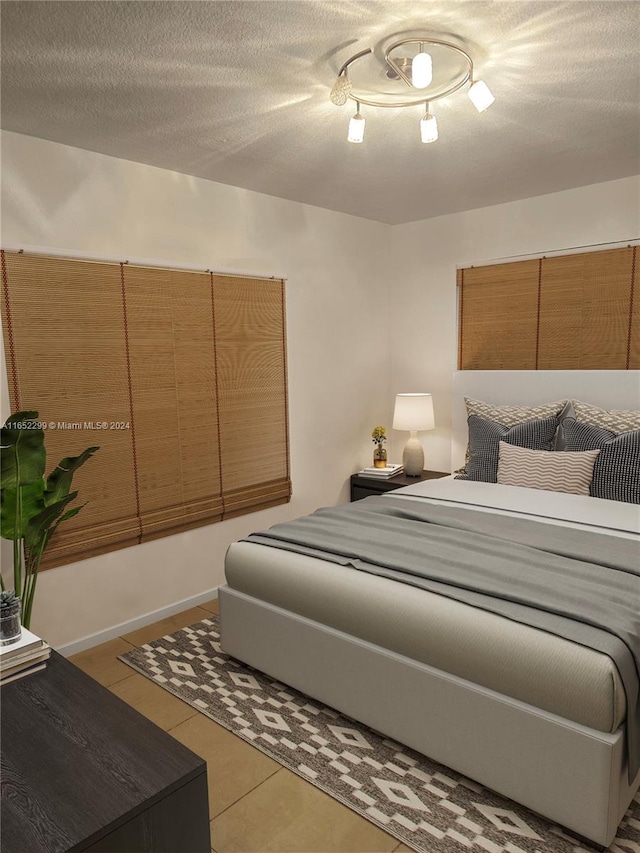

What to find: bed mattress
left=225, top=481, right=638, bottom=734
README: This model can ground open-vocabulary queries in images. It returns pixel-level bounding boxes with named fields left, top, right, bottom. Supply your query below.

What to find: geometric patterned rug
left=119, top=616, right=640, bottom=853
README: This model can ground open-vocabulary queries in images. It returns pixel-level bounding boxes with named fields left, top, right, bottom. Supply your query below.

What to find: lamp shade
left=468, top=80, right=495, bottom=112
left=330, top=73, right=352, bottom=106
left=347, top=111, right=365, bottom=143
left=411, top=51, right=432, bottom=89
left=420, top=112, right=438, bottom=143
left=392, top=393, right=435, bottom=431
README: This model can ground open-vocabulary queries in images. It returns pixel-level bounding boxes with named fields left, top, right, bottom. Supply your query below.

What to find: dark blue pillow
left=456, top=415, right=559, bottom=483
left=560, top=418, right=640, bottom=504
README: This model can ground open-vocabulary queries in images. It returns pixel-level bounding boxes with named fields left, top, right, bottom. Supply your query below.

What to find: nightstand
left=350, top=469, right=449, bottom=502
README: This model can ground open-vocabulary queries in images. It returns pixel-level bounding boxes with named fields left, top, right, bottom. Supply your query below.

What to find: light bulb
left=412, top=51, right=432, bottom=89
left=347, top=109, right=365, bottom=143
left=420, top=111, right=438, bottom=143
left=468, top=80, right=495, bottom=112
left=330, top=73, right=352, bottom=106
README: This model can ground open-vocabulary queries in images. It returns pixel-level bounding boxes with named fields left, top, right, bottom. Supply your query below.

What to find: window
left=458, top=246, right=638, bottom=370
left=1, top=251, right=291, bottom=569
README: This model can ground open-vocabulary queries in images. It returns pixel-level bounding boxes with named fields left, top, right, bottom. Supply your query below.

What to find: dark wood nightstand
left=350, top=469, right=449, bottom=502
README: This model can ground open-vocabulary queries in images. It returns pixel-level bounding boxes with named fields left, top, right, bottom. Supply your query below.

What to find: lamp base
left=402, top=432, right=424, bottom=477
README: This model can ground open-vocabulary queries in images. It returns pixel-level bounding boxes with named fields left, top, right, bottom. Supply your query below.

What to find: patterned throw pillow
left=561, top=418, right=640, bottom=504
left=571, top=400, right=640, bottom=434
left=456, top=415, right=560, bottom=483
left=459, top=398, right=568, bottom=472
left=497, top=441, right=600, bottom=496
left=466, top=398, right=568, bottom=426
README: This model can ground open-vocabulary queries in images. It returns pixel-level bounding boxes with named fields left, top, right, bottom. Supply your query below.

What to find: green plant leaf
left=56, top=505, right=84, bottom=525
left=24, top=492, right=78, bottom=551
left=1, top=416, right=98, bottom=625
left=44, top=503, right=86, bottom=545
left=45, top=446, right=100, bottom=506
left=0, top=411, right=46, bottom=488
left=0, top=481, right=45, bottom=539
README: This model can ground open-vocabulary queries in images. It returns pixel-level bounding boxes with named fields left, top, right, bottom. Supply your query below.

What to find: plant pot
left=373, top=445, right=388, bottom=468
left=0, top=599, right=22, bottom=646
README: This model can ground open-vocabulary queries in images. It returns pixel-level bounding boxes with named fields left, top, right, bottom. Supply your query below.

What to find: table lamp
left=392, top=393, right=435, bottom=476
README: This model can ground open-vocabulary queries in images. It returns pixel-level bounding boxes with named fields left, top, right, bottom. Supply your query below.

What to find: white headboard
left=451, top=370, right=640, bottom=471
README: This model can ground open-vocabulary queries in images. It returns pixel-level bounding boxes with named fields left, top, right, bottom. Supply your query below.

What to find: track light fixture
left=411, top=44, right=432, bottom=89
left=329, top=36, right=495, bottom=143
left=347, top=101, right=365, bottom=143
left=420, top=105, right=438, bottom=143
left=330, top=71, right=352, bottom=106
left=467, top=79, right=495, bottom=112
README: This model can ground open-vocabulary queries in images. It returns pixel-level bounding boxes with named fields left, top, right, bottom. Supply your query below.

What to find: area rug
left=119, top=617, right=640, bottom=853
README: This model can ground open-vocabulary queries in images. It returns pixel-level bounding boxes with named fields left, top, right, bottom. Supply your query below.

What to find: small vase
left=373, top=444, right=388, bottom=468
left=0, top=599, right=22, bottom=646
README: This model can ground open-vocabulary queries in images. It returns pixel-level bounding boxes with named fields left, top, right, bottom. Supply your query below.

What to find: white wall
left=389, top=176, right=640, bottom=473
left=2, top=130, right=638, bottom=648
left=0, top=130, right=392, bottom=647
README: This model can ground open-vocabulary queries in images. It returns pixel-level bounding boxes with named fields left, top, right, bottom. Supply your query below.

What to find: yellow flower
left=371, top=425, right=387, bottom=445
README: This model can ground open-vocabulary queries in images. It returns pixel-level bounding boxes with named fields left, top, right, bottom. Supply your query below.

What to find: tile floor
left=69, top=600, right=413, bottom=853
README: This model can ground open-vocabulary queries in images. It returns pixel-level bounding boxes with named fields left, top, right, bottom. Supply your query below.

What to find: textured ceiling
left=1, top=0, right=639, bottom=224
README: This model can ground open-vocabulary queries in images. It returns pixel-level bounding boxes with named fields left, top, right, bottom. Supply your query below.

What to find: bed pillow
left=459, top=398, right=568, bottom=471
left=561, top=418, right=640, bottom=504
left=455, top=415, right=560, bottom=483
left=571, top=400, right=640, bottom=433
left=497, top=441, right=600, bottom=496
left=465, top=397, right=568, bottom=425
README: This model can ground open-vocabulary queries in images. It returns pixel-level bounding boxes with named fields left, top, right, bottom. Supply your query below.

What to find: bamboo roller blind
left=1, top=251, right=291, bottom=569
left=458, top=246, right=639, bottom=370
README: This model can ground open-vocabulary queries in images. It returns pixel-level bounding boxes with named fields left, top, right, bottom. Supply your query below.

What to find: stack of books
left=357, top=463, right=404, bottom=479
left=1, top=627, right=51, bottom=685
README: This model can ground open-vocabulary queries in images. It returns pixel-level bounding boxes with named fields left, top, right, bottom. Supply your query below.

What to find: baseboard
left=56, top=587, right=219, bottom=657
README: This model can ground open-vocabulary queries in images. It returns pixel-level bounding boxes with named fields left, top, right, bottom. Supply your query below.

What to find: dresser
left=1, top=650, right=210, bottom=852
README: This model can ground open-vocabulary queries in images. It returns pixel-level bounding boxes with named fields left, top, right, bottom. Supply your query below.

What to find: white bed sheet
left=389, top=477, right=640, bottom=539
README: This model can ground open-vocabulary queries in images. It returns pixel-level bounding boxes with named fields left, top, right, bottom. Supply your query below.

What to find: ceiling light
left=348, top=103, right=365, bottom=143
left=420, top=108, right=438, bottom=143
left=330, top=72, right=352, bottom=106
left=329, top=36, right=494, bottom=143
left=468, top=79, right=495, bottom=112
left=411, top=45, right=432, bottom=89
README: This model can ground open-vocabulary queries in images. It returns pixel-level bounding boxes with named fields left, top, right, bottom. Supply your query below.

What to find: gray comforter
left=245, top=495, right=640, bottom=781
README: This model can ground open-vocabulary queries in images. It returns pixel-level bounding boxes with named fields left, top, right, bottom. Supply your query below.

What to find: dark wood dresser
left=1, top=650, right=210, bottom=852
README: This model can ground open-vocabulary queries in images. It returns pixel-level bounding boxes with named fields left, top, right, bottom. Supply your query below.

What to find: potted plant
left=0, top=590, right=22, bottom=645
left=0, top=411, right=99, bottom=630
left=371, top=425, right=388, bottom=468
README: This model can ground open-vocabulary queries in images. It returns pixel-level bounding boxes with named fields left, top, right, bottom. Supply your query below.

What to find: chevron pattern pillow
left=561, top=418, right=640, bottom=504
left=497, top=442, right=600, bottom=496
left=455, top=415, right=560, bottom=483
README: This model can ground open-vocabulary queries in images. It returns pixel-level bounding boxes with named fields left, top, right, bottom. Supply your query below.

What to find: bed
left=219, top=371, right=640, bottom=847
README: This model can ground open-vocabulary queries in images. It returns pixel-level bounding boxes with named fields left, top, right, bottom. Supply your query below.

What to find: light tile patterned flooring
left=69, top=600, right=412, bottom=853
